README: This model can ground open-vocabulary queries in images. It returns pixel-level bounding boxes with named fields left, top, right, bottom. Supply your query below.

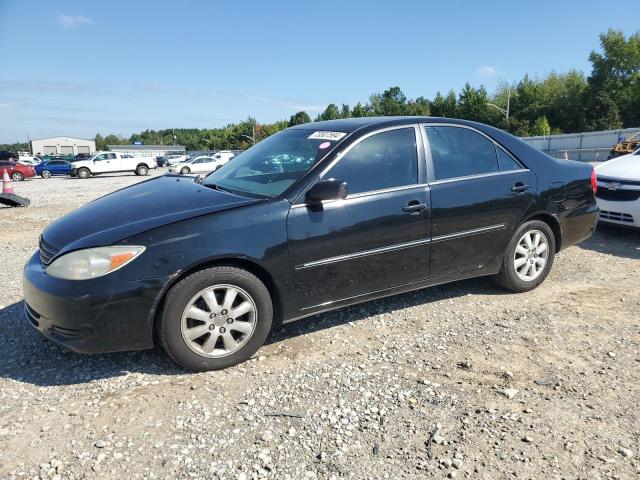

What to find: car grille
left=596, top=188, right=640, bottom=202
left=599, top=210, right=634, bottom=223
left=39, top=236, right=59, bottom=265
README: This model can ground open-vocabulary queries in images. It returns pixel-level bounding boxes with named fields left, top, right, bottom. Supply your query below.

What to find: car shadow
left=576, top=223, right=640, bottom=260
left=0, top=277, right=505, bottom=387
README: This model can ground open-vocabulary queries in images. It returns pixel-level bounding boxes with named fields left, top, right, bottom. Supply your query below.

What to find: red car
left=0, top=160, right=36, bottom=181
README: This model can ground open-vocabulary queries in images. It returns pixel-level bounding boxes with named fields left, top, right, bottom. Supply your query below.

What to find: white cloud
left=476, top=65, right=497, bottom=78
left=58, top=14, right=94, bottom=28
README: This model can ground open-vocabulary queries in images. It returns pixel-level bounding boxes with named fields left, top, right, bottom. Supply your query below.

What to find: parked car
left=18, top=156, right=42, bottom=166
left=35, top=160, right=72, bottom=178
left=0, top=160, right=36, bottom=181
left=69, top=152, right=156, bottom=178
left=164, top=154, right=189, bottom=166
left=212, top=150, right=235, bottom=163
left=24, top=117, right=598, bottom=371
left=594, top=148, right=640, bottom=228
left=0, top=151, right=19, bottom=161
left=169, top=155, right=228, bottom=174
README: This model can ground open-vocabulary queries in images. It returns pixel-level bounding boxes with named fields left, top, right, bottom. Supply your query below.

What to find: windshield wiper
left=203, top=183, right=236, bottom=194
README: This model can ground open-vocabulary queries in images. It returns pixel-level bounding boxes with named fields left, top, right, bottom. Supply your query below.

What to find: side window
left=496, top=147, right=522, bottom=171
left=95, top=154, right=108, bottom=161
left=108, top=153, right=117, bottom=159
left=324, top=127, right=418, bottom=195
left=425, top=126, right=498, bottom=180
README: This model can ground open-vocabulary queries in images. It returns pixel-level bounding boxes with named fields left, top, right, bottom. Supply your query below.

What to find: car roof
left=289, top=116, right=481, bottom=134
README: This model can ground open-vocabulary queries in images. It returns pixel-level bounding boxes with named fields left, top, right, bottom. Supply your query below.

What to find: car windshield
left=203, top=128, right=345, bottom=197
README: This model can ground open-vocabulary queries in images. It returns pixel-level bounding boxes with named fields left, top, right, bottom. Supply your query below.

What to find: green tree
left=94, top=133, right=107, bottom=151
left=317, top=104, right=341, bottom=121
left=586, top=91, right=623, bottom=131
left=457, top=83, right=492, bottom=123
left=587, top=29, right=640, bottom=127
left=531, top=115, right=551, bottom=136
left=340, top=104, right=351, bottom=119
left=351, top=102, right=370, bottom=117
left=430, top=90, right=458, bottom=118
left=288, top=111, right=311, bottom=127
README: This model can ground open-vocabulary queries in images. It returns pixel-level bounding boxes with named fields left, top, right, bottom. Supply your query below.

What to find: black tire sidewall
left=161, top=267, right=273, bottom=371
left=78, top=168, right=90, bottom=178
left=12, top=172, right=23, bottom=181
left=503, top=220, right=556, bottom=292
left=180, top=167, right=189, bottom=174
left=42, top=170, right=51, bottom=178
left=137, top=165, right=148, bottom=176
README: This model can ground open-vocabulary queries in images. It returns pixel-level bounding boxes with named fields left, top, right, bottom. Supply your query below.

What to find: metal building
left=30, top=136, right=96, bottom=156
left=108, top=144, right=186, bottom=157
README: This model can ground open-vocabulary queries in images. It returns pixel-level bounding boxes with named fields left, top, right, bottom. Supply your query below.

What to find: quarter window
left=425, top=126, right=498, bottom=180
left=324, top=127, right=418, bottom=195
left=496, top=147, right=522, bottom=171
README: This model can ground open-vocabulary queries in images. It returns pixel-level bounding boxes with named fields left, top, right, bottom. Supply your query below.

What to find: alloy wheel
left=513, top=229, right=549, bottom=281
left=180, top=284, right=257, bottom=358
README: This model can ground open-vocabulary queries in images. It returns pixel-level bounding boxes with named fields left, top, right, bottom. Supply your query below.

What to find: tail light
left=591, top=168, right=597, bottom=194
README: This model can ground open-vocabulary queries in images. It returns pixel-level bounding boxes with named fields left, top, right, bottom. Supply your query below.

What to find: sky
left=0, top=0, right=638, bottom=143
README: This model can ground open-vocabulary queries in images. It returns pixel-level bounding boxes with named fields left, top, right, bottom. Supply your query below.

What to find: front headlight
left=45, top=246, right=145, bottom=280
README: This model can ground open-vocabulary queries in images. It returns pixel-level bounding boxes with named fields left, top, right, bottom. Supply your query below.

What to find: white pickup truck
left=70, top=152, right=156, bottom=179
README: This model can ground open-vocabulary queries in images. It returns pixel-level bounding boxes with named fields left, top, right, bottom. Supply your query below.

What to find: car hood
left=43, top=174, right=263, bottom=254
left=595, top=154, right=640, bottom=181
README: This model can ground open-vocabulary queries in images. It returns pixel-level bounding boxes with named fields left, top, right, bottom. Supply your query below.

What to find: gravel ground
left=1, top=172, right=639, bottom=480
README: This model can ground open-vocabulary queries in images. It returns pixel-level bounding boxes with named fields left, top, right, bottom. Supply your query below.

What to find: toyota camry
left=23, top=117, right=599, bottom=371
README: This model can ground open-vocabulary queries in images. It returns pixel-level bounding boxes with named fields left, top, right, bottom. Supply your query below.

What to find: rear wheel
left=493, top=220, right=555, bottom=292
left=158, top=266, right=273, bottom=371
left=11, top=172, right=24, bottom=181
left=41, top=170, right=52, bottom=179
left=136, top=164, right=149, bottom=176
left=77, top=168, right=90, bottom=179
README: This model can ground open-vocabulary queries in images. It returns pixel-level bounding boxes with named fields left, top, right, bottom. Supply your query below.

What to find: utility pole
left=241, top=124, right=256, bottom=144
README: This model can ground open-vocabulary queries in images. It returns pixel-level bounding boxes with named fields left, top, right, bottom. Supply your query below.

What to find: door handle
left=402, top=202, right=429, bottom=214
left=511, top=183, right=531, bottom=193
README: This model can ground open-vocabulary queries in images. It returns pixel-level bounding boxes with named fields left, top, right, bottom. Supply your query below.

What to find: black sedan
left=23, top=117, right=598, bottom=371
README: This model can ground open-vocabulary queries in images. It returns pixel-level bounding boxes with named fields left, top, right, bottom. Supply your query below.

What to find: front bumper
left=22, top=251, right=164, bottom=354
left=596, top=197, right=640, bottom=228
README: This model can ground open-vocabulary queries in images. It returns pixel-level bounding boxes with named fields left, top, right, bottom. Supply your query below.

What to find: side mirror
left=306, top=179, right=348, bottom=203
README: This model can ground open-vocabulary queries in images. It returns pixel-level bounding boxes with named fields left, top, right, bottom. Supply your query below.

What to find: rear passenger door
left=422, top=124, right=536, bottom=278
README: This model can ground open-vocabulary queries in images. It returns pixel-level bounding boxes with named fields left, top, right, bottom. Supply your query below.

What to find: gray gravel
left=1, top=172, right=639, bottom=479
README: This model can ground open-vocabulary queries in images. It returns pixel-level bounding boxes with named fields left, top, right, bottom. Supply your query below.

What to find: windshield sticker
left=308, top=131, right=347, bottom=141
left=318, top=141, right=331, bottom=149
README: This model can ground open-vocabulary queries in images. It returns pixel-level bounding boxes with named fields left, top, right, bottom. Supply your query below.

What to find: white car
left=18, top=156, right=41, bottom=166
left=71, top=152, right=156, bottom=179
left=169, top=155, right=232, bottom=175
left=594, top=148, right=640, bottom=228
left=164, top=154, right=189, bottom=166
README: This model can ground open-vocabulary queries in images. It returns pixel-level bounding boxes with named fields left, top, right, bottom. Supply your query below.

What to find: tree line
left=2, top=29, right=637, bottom=153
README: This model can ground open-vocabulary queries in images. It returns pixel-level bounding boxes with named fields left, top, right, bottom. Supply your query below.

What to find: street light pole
left=487, top=88, right=511, bottom=119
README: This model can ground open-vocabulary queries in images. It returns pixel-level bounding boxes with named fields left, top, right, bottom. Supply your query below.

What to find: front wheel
left=41, top=170, right=52, bottom=178
left=11, top=172, right=24, bottom=181
left=180, top=167, right=190, bottom=174
left=158, top=266, right=273, bottom=371
left=77, top=168, right=91, bottom=179
left=493, top=220, right=556, bottom=293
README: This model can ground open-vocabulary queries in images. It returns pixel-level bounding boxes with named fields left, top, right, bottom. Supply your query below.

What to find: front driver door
left=287, top=126, right=431, bottom=311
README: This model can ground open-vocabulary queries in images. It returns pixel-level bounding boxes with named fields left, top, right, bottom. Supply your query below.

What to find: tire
left=180, top=167, right=190, bottom=174
left=493, top=220, right=556, bottom=293
left=136, top=164, right=149, bottom=176
left=41, top=170, right=52, bottom=179
left=77, top=168, right=90, bottom=179
left=11, top=172, right=24, bottom=181
left=158, top=266, right=273, bottom=371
